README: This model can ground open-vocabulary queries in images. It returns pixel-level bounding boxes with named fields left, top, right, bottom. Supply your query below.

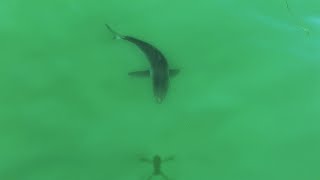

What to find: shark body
left=105, top=24, right=179, bottom=103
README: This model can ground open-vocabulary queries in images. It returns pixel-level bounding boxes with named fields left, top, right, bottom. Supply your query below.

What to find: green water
left=1, top=0, right=320, bottom=179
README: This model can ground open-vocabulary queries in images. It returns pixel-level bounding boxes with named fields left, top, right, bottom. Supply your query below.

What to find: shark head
left=155, top=96, right=164, bottom=104
left=154, top=91, right=166, bottom=104
left=153, top=73, right=169, bottom=104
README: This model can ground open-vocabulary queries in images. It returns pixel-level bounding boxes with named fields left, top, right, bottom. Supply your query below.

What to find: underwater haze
left=1, top=0, right=320, bottom=179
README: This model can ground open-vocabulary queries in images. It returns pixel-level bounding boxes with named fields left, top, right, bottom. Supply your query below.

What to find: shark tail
left=105, top=24, right=123, bottom=40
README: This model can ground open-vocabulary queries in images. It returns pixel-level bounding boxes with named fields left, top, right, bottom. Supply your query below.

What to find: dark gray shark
left=105, top=24, right=179, bottom=103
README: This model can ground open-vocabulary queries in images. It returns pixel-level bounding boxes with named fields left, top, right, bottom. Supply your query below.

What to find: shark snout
left=154, top=91, right=166, bottom=103
left=155, top=96, right=164, bottom=104
left=153, top=82, right=168, bottom=104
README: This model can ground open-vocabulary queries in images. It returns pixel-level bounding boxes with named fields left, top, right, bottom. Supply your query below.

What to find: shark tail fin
left=105, top=24, right=123, bottom=40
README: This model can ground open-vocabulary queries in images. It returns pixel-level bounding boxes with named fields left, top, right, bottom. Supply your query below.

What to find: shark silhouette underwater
left=105, top=24, right=180, bottom=103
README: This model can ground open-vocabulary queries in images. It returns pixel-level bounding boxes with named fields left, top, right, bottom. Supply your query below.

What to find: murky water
left=1, top=0, right=320, bottom=179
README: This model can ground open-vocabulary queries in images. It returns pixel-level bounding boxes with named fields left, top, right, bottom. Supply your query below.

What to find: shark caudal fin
left=105, top=24, right=123, bottom=40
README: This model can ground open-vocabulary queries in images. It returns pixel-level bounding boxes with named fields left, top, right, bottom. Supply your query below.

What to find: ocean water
left=1, top=0, right=320, bottom=179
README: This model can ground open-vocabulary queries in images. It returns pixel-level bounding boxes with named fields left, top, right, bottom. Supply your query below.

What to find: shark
left=105, top=24, right=179, bottom=103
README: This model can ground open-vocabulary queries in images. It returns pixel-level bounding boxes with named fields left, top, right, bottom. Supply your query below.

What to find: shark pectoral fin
left=128, top=70, right=150, bottom=77
left=169, top=69, right=180, bottom=77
